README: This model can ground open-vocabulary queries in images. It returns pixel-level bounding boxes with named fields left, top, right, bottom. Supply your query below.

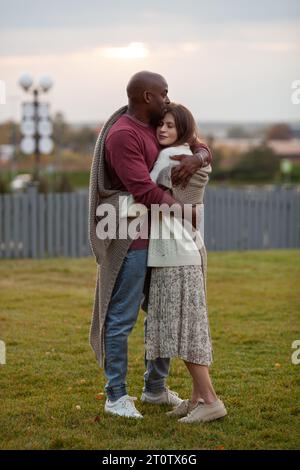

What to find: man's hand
left=170, top=155, right=201, bottom=189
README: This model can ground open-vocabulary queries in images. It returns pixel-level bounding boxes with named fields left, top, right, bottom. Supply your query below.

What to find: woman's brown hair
left=163, top=103, right=201, bottom=147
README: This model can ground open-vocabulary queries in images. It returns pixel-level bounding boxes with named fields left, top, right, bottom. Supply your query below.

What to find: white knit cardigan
left=120, top=144, right=212, bottom=267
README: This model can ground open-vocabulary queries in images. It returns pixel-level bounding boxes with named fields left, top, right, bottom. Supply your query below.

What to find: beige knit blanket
left=89, top=105, right=134, bottom=366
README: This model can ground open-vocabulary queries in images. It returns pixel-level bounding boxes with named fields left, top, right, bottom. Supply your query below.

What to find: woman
left=144, top=103, right=227, bottom=423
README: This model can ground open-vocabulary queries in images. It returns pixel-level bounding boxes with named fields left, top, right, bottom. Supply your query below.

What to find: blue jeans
left=104, top=248, right=170, bottom=401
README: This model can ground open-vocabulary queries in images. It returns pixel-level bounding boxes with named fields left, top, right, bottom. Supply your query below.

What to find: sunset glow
left=103, top=42, right=149, bottom=59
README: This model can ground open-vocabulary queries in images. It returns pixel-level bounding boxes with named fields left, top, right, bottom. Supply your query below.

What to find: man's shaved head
left=126, top=70, right=170, bottom=124
left=126, top=71, right=167, bottom=103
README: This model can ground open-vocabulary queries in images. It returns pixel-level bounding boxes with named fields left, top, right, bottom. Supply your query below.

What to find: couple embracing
left=88, top=71, right=227, bottom=423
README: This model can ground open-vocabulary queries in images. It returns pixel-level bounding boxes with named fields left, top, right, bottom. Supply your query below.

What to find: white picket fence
left=0, top=185, right=299, bottom=259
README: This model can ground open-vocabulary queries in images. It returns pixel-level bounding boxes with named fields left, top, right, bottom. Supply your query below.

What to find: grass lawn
left=0, top=250, right=299, bottom=450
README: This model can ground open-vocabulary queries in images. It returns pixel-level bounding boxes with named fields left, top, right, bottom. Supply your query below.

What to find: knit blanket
left=89, top=105, right=134, bottom=366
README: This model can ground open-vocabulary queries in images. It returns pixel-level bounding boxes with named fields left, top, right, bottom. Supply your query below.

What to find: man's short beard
left=149, top=112, right=162, bottom=128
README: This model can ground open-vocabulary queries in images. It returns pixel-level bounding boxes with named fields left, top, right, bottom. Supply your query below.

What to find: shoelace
left=185, top=401, right=203, bottom=417
left=167, top=390, right=179, bottom=398
left=166, top=389, right=181, bottom=403
left=123, top=396, right=138, bottom=411
left=171, top=400, right=189, bottom=413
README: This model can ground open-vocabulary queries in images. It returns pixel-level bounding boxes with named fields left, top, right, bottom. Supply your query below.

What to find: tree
left=0, top=120, right=20, bottom=145
left=52, top=112, right=72, bottom=149
left=205, top=135, right=230, bottom=181
left=71, top=126, right=96, bottom=153
left=230, top=145, right=280, bottom=181
left=227, top=126, right=250, bottom=139
left=266, top=123, right=292, bottom=141
left=52, top=112, right=96, bottom=154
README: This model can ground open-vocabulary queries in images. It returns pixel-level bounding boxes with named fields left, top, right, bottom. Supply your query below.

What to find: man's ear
left=143, top=91, right=152, bottom=103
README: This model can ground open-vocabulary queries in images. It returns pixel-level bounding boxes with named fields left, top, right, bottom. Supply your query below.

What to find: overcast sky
left=1, top=0, right=300, bottom=123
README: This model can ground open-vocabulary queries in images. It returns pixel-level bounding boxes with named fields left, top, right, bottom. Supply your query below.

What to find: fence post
left=27, top=183, right=38, bottom=259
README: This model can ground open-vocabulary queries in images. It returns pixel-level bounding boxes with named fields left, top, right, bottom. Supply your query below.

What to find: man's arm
left=170, top=142, right=212, bottom=189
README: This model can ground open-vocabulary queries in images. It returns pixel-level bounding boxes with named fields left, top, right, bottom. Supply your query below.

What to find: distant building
left=291, top=124, right=300, bottom=139
left=213, top=138, right=300, bottom=165
left=0, top=144, right=14, bottom=162
left=268, top=139, right=300, bottom=163
left=214, top=138, right=263, bottom=153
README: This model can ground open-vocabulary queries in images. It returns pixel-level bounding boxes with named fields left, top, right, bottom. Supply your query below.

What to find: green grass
left=47, top=171, right=90, bottom=189
left=1, top=170, right=90, bottom=192
left=0, top=250, right=299, bottom=450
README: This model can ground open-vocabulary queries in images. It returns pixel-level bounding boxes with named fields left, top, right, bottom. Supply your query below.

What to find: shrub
left=54, top=173, right=74, bottom=192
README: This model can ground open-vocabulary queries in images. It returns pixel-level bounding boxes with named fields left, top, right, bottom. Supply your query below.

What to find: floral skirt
left=145, top=265, right=213, bottom=365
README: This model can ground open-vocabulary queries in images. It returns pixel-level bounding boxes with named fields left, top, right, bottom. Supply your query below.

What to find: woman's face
left=156, top=112, right=178, bottom=146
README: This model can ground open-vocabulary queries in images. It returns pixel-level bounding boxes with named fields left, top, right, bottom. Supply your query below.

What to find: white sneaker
left=178, top=399, right=227, bottom=423
left=104, top=395, right=143, bottom=419
left=141, top=388, right=183, bottom=407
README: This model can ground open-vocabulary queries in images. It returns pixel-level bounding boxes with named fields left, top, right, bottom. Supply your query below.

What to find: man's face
left=147, top=81, right=170, bottom=124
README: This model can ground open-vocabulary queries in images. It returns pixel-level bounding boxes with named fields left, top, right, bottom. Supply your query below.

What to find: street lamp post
left=33, top=88, right=40, bottom=180
left=18, top=74, right=54, bottom=182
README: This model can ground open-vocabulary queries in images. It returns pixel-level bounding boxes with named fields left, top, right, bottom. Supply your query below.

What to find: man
left=88, top=71, right=212, bottom=418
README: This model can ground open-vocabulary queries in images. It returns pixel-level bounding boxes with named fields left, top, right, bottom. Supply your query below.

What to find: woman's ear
left=143, top=91, right=152, bottom=103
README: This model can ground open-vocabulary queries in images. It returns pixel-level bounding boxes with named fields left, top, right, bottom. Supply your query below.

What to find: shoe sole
left=104, top=408, right=143, bottom=419
left=166, top=411, right=187, bottom=417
